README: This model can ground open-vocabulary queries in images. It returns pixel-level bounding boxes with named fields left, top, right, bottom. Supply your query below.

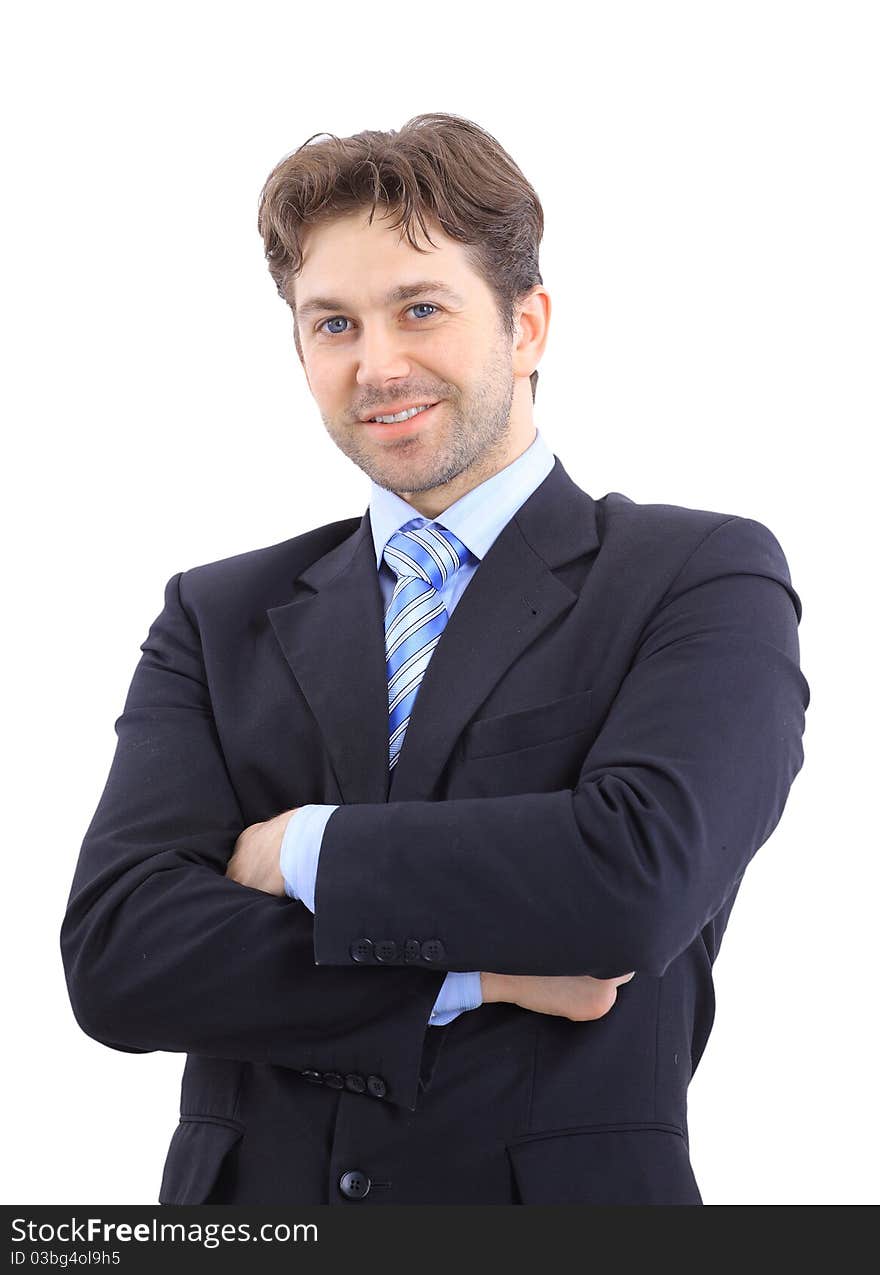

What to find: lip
left=362, top=401, right=441, bottom=437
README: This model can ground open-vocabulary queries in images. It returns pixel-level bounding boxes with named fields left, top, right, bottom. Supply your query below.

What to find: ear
left=513, top=286, right=551, bottom=380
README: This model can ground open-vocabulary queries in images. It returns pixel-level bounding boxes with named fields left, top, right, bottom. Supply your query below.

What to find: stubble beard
left=323, top=342, right=516, bottom=498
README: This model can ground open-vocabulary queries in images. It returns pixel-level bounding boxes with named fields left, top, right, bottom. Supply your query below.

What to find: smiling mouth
left=365, top=402, right=439, bottom=424
left=363, top=402, right=441, bottom=434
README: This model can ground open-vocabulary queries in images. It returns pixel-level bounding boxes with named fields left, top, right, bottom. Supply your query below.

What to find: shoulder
left=597, top=490, right=799, bottom=617
left=172, top=515, right=363, bottom=617
left=600, top=489, right=790, bottom=567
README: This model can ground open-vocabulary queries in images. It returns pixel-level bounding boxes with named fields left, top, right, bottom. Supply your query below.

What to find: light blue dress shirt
left=280, top=426, right=557, bottom=1025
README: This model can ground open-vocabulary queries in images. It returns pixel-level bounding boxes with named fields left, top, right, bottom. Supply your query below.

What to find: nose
left=355, top=322, right=414, bottom=386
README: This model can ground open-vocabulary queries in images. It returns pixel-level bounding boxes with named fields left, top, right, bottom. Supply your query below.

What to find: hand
left=480, top=970, right=635, bottom=1021
left=225, top=808, right=298, bottom=897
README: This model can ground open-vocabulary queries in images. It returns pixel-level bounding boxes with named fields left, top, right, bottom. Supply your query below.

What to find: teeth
left=370, top=404, right=434, bottom=424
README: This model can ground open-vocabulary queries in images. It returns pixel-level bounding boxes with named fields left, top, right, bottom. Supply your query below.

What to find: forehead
left=293, top=207, right=482, bottom=313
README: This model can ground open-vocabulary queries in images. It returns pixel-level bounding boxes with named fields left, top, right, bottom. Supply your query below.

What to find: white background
left=2, top=0, right=876, bottom=1206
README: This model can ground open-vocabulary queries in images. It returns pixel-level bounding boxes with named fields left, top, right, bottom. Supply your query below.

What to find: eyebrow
left=296, top=280, right=465, bottom=319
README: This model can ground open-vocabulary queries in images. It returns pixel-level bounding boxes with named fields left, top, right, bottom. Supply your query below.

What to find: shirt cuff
left=279, top=804, right=338, bottom=913
left=428, top=970, right=483, bottom=1026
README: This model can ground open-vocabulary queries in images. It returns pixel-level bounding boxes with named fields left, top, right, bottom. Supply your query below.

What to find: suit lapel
left=267, top=519, right=391, bottom=805
left=268, top=455, right=600, bottom=805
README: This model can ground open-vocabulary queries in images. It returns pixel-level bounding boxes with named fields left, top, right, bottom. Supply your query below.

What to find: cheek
left=420, top=336, right=465, bottom=385
left=303, top=353, right=342, bottom=400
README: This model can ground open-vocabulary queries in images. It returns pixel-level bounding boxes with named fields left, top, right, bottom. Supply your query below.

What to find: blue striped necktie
left=382, top=518, right=472, bottom=770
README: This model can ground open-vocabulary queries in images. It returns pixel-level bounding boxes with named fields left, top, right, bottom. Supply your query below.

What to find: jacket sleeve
left=59, top=570, right=446, bottom=1112
left=280, top=805, right=483, bottom=1025
left=312, top=516, right=811, bottom=980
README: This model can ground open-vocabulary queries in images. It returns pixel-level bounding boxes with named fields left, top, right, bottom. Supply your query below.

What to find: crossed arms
left=60, top=515, right=808, bottom=1110
left=225, top=806, right=634, bottom=1021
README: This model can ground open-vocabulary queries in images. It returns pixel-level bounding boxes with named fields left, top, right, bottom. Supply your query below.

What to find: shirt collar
left=368, top=426, right=555, bottom=569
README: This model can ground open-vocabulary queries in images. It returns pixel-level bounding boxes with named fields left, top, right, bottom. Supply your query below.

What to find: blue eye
left=317, top=303, right=438, bottom=336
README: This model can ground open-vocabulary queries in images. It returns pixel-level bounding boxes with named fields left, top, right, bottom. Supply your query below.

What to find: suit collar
left=268, top=454, right=599, bottom=804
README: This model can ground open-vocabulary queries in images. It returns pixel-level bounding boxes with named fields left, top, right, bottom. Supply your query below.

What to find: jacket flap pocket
left=464, top=687, right=595, bottom=759
left=506, top=1123, right=701, bottom=1205
left=159, top=1116, right=244, bottom=1205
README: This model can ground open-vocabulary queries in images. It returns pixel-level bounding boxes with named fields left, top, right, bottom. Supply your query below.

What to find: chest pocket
left=462, top=687, right=596, bottom=760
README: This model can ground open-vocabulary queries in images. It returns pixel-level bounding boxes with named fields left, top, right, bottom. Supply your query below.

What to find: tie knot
left=383, top=519, right=471, bottom=592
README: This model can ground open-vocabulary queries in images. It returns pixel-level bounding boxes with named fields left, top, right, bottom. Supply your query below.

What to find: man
left=60, top=113, right=810, bottom=1206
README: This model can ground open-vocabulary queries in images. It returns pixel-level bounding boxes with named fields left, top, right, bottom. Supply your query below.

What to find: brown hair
left=257, top=112, right=544, bottom=401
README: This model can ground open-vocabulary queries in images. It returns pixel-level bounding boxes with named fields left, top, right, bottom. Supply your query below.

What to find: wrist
left=480, top=972, right=516, bottom=1005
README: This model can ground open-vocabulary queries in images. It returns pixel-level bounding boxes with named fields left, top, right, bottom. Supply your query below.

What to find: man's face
left=291, top=206, right=528, bottom=506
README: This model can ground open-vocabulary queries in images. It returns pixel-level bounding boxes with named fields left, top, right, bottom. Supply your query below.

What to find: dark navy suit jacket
left=60, top=455, right=810, bottom=1205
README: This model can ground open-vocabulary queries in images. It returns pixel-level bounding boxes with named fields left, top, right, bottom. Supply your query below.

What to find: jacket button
left=374, top=939, right=398, bottom=962
left=345, top=1073, right=366, bottom=1093
left=366, top=1074, right=387, bottom=1099
left=300, top=1070, right=323, bottom=1085
left=349, top=938, right=374, bottom=962
left=403, top=938, right=422, bottom=962
left=421, top=938, right=446, bottom=963
left=323, top=1071, right=344, bottom=1089
left=339, top=1169, right=371, bottom=1200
